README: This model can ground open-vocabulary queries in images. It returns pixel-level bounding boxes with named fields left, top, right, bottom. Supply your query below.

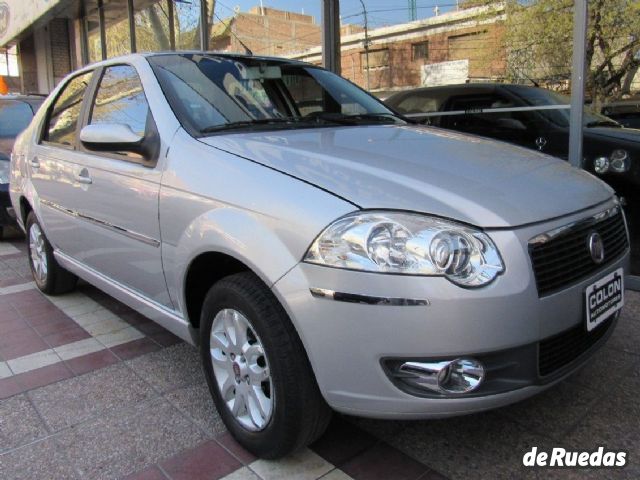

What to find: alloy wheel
left=210, top=308, right=273, bottom=431
left=29, top=223, right=48, bottom=284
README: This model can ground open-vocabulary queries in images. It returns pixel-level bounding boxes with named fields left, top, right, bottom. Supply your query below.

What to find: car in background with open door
left=386, top=84, right=640, bottom=278
left=0, top=95, right=44, bottom=239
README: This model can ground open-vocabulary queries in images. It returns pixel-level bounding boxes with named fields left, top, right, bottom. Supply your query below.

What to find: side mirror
left=80, top=124, right=145, bottom=155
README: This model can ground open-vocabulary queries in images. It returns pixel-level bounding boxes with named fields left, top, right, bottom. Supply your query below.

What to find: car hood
left=200, top=125, right=613, bottom=228
left=585, top=126, right=640, bottom=142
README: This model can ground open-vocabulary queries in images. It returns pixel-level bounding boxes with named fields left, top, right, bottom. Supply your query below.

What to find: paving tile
left=0, top=326, right=40, bottom=348
left=0, top=334, right=49, bottom=361
left=164, top=383, right=226, bottom=437
left=31, top=314, right=80, bottom=336
left=0, top=315, right=29, bottom=335
left=81, top=315, right=129, bottom=336
left=71, top=308, right=121, bottom=328
left=13, top=362, right=73, bottom=391
left=96, top=325, right=145, bottom=348
left=54, top=337, right=105, bottom=361
left=0, top=361, right=11, bottom=379
left=57, top=397, right=207, bottom=480
left=121, top=465, right=168, bottom=480
left=42, top=325, right=92, bottom=348
left=497, top=380, right=603, bottom=441
left=387, top=411, right=548, bottom=480
left=0, top=376, right=24, bottom=399
left=216, top=432, right=257, bottom=465
left=568, top=345, right=640, bottom=392
left=311, top=417, right=377, bottom=467
left=219, top=466, right=261, bottom=480
left=111, top=337, right=161, bottom=361
left=0, top=282, right=36, bottom=295
left=160, top=439, right=242, bottom=480
left=126, top=343, right=204, bottom=393
left=65, top=348, right=120, bottom=376
left=320, top=470, right=356, bottom=480
left=340, top=442, right=431, bottom=480
left=0, top=438, right=79, bottom=480
left=0, top=394, right=49, bottom=452
left=249, top=449, right=333, bottom=480
left=29, top=363, right=156, bottom=431
left=7, top=348, right=60, bottom=373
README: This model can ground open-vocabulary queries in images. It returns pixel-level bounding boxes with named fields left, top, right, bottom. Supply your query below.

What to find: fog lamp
left=398, top=358, right=485, bottom=395
left=593, top=156, right=610, bottom=174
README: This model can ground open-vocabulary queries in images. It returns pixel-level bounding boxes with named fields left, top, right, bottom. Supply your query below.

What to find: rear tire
left=200, top=272, right=332, bottom=459
left=26, top=212, right=77, bottom=295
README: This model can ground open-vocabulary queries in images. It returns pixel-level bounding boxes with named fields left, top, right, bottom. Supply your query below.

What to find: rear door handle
left=30, top=157, right=40, bottom=169
left=74, top=168, right=92, bottom=185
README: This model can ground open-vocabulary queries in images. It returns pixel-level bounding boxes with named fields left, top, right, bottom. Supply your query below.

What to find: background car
left=386, top=84, right=639, bottom=276
left=602, top=98, right=640, bottom=129
left=0, top=95, right=43, bottom=239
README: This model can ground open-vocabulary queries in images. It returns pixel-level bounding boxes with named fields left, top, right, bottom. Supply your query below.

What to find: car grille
left=529, top=207, right=628, bottom=297
left=538, top=314, right=614, bottom=377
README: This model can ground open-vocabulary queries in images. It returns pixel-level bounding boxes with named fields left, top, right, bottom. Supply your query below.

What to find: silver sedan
left=10, top=52, right=629, bottom=458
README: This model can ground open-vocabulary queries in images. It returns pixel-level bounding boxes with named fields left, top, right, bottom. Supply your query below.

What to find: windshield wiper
left=586, top=120, right=621, bottom=128
left=303, top=112, right=405, bottom=125
left=200, top=118, right=300, bottom=134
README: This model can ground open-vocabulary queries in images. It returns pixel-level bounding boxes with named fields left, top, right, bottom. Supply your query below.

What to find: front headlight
left=0, top=161, right=9, bottom=184
left=304, top=211, right=504, bottom=287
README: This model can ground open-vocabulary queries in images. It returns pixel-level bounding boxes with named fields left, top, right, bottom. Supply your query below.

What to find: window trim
left=78, top=62, right=159, bottom=168
left=39, top=70, right=97, bottom=150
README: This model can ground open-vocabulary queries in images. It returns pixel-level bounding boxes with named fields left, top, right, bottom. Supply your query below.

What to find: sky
left=213, top=0, right=458, bottom=29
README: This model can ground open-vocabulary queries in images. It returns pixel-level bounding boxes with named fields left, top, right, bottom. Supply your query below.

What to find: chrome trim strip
left=528, top=205, right=622, bottom=246
left=309, top=287, right=430, bottom=306
left=41, top=199, right=161, bottom=248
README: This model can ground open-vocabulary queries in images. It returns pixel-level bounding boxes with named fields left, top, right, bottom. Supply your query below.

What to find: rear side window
left=0, top=101, right=34, bottom=137
left=44, top=72, right=93, bottom=146
left=90, top=65, right=149, bottom=137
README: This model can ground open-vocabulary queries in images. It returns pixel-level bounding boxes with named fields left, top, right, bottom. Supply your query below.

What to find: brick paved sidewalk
left=1, top=234, right=639, bottom=480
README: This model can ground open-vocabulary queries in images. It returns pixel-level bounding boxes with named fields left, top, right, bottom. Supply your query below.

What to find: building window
left=361, top=49, right=389, bottom=70
left=412, top=41, right=429, bottom=61
left=0, top=46, right=19, bottom=77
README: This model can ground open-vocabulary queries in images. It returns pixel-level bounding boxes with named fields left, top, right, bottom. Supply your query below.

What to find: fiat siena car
left=11, top=53, right=629, bottom=458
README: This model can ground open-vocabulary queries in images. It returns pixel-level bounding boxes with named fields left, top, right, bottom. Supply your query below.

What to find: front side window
left=45, top=72, right=93, bottom=146
left=149, top=54, right=401, bottom=135
left=90, top=65, right=150, bottom=136
left=0, top=101, right=34, bottom=137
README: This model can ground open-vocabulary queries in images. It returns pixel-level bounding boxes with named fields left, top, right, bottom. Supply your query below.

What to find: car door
left=60, top=64, right=169, bottom=306
left=30, top=71, right=95, bottom=250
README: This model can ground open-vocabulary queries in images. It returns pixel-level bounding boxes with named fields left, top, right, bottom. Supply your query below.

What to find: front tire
left=200, top=272, right=331, bottom=458
left=26, top=212, right=77, bottom=295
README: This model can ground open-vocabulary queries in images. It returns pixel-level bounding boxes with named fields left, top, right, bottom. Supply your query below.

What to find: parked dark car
left=602, top=99, right=640, bottom=129
left=386, top=84, right=640, bottom=275
left=0, top=95, right=43, bottom=238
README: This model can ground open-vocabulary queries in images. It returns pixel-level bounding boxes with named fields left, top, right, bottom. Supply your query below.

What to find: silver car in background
left=10, top=52, right=629, bottom=458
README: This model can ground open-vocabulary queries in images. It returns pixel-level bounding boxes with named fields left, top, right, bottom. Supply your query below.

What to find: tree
left=504, top=0, right=640, bottom=105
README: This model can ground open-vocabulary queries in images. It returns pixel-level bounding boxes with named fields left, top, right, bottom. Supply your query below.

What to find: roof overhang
left=0, top=0, right=82, bottom=47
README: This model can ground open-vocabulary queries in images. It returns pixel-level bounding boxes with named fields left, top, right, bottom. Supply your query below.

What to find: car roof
left=76, top=51, right=312, bottom=73
left=0, top=95, right=45, bottom=111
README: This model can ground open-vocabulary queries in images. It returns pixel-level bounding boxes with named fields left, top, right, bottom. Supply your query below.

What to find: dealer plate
left=585, top=268, right=624, bottom=332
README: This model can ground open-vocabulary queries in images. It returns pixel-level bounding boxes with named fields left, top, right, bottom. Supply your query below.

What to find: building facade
left=287, top=4, right=507, bottom=97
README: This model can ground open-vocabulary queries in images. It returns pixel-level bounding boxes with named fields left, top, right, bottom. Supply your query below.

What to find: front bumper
left=271, top=200, right=629, bottom=418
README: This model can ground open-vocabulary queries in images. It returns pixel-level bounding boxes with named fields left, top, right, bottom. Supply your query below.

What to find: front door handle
left=30, top=157, right=40, bottom=169
left=75, top=168, right=93, bottom=185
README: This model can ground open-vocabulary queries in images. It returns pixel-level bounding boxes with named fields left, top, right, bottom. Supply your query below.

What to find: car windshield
left=506, top=86, right=620, bottom=128
left=148, top=54, right=404, bottom=135
left=0, top=100, right=35, bottom=137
